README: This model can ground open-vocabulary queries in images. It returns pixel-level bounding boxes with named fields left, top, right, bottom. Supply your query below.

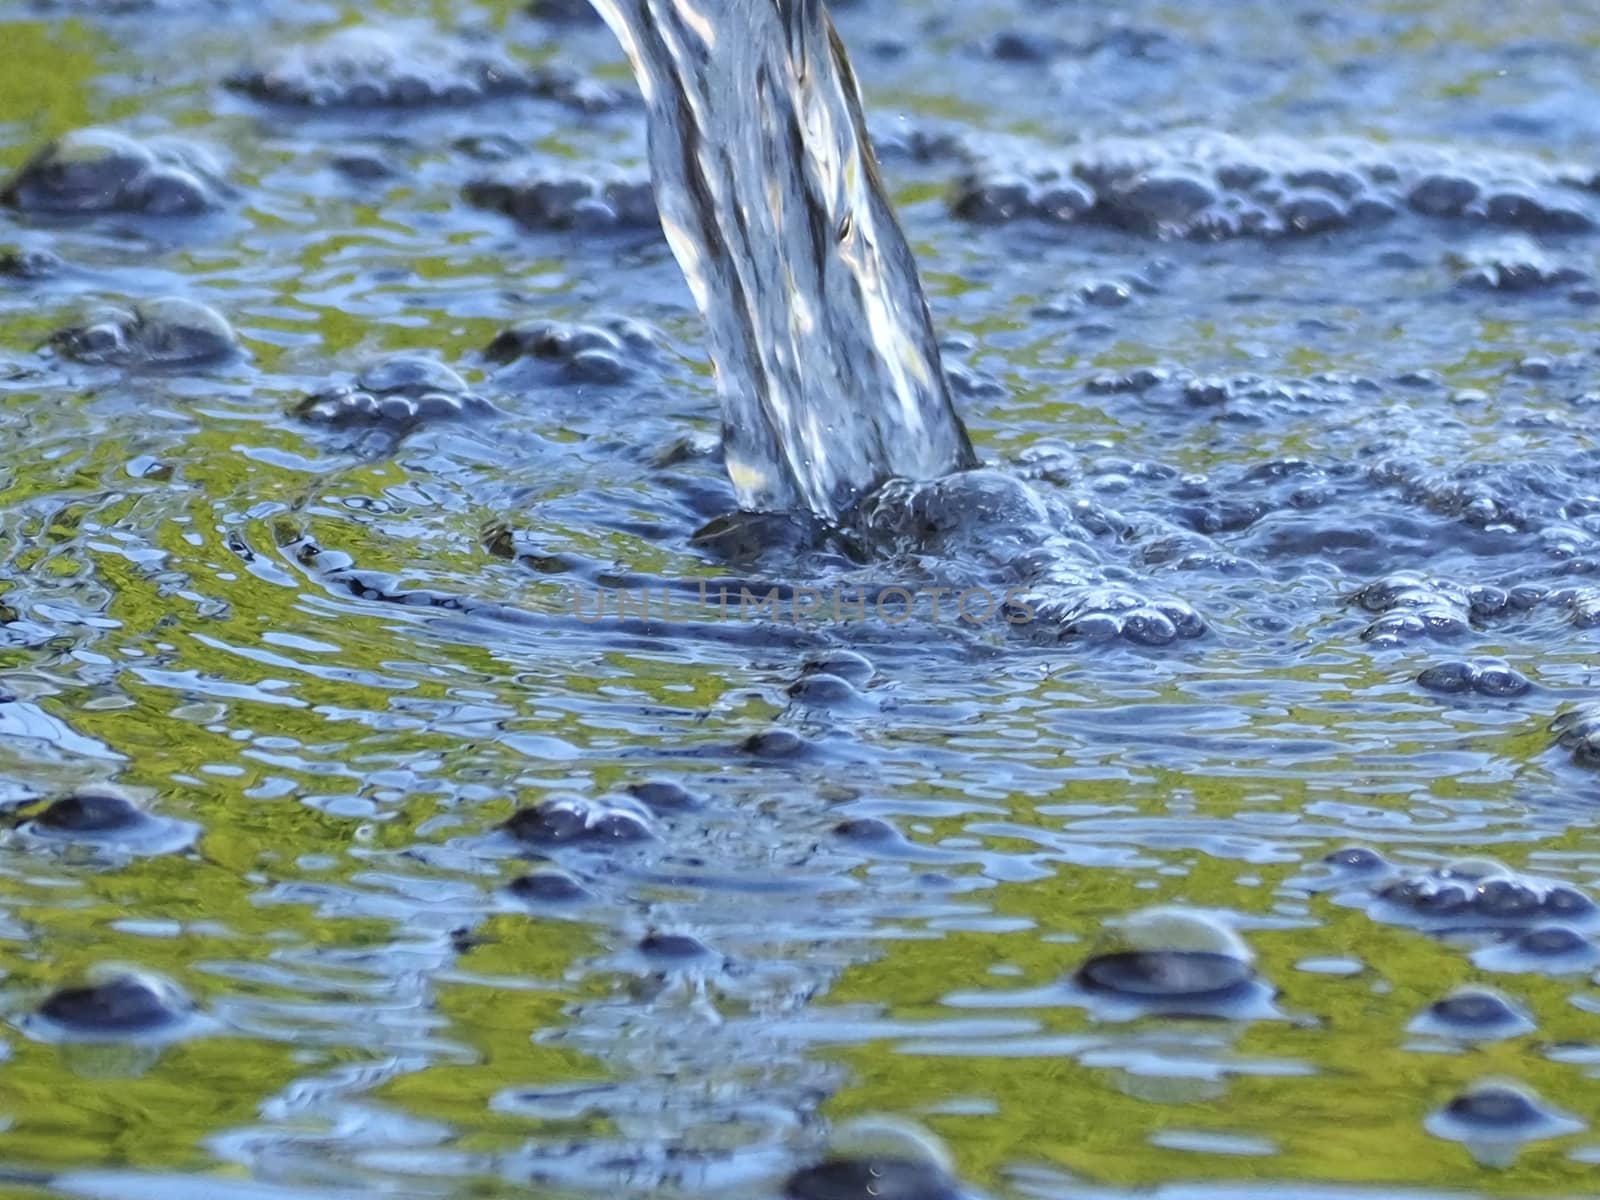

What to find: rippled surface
left=3, top=1, right=1600, bottom=1197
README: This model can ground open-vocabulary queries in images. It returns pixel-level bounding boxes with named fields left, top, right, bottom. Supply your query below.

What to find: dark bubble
left=1373, top=862, right=1594, bottom=935
left=1183, top=378, right=1231, bottom=406
left=332, top=152, right=396, bottom=182
left=637, top=932, right=710, bottom=960
left=738, top=729, right=809, bottom=759
left=1379, top=877, right=1468, bottom=916
left=1418, top=658, right=1530, bottom=697
left=1081, top=280, right=1134, bottom=308
left=784, top=1157, right=960, bottom=1200
left=136, top=166, right=212, bottom=216
left=787, top=672, right=864, bottom=707
left=34, top=792, right=146, bottom=834
left=2, top=127, right=227, bottom=216
left=1112, top=173, right=1216, bottom=229
left=1076, top=950, right=1252, bottom=1001
left=1458, top=240, right=1594, bottom=292
left=1425, top=989, right=1525, bottom=1032
left=987, top=30, right=1065, bottom=63
left=1120, top=607, right=1179, bottom=646
left=1281, top=191, right=1347, bottom=234
left=1442, top=1085, right=1545, bottom=1131
left=856, top=469, right=1052, bottom=556
left=1543, top=887, right=1595, bottom=920
left=950, top=134, right=1600, bottom=242
left=484, top=315, right=661, bottom=383
left=503, top=794, right=654, bottom=847
left=465, top=169, right=657, bottom=234
left=507, top=872, right=589, bottom=903
left=1088, top=369, right=1167, bottom=395
left=294, top=354, right=494, bottom=430
left=833, top=817, right=899, bottom=844
left=1552, top=703, right=1600, bottom=766
left=1417, top=662, right=1474, bottom=694
left=1323, top=846, right=1388, bottom=872
left=1473, top=661, right=1531, bottom=697
left=801, top=650, right=874, bottom=686
left=1417, top=884, right=1472, bottom=915
left=1409, top=174, right=1478, bottom=217
left=1027, top=586, right=1205, bottom=646
left=1473, top=879, right=1541, bottom=921
left=1484, top=191, right=1590, bottom=233
left=0, top=247, right=63, bottom=280
left=934, top=360, right=998, bottom=396
left=624, top=780, right=702, bottom=813
left=1511, top=925, right=1590, bottom=957
left=39, top=975, right=183, bottom=1035
left=50, top=298, right=237, bottom=368
left=505, top=802, right=585, bottom=844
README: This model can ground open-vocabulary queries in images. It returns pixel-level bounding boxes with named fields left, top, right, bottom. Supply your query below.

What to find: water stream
left=2, top=0, right=1600, bottom=1198
left=588, top=0, right=976, bottom=517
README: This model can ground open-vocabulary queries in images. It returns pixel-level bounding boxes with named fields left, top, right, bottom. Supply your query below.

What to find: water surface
left=2, top=1, right=1600, bottom=1197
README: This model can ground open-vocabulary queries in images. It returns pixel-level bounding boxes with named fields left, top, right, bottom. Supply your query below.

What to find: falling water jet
left=588, top=0, right=978, bottom=518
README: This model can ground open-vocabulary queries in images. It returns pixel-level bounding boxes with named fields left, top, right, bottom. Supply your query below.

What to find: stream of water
left=590, top=0, right=976, bottom=518
left=2, top=1, right=1600, bottom=1198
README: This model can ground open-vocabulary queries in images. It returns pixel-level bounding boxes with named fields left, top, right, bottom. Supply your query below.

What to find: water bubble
left=800, top=650, right=874, bottom=686
left=1552, top=703, right=1600, bottom=766
left=1544, top=887, right=1595, bottom=921
left=738, top=729, right=809, bottom=759
left=1068, top=907, right=1273, bottom=1018
left=19, top=789, right=199, bottom=856
left=2, top=127, right=227, bottom=215
left=465, top=167, right=657, bottom=233
left=788, top=672, right=867, bottom=709
left=507, top=872, right=590, bottom=904
left=952, top=132, right=1600, bottom=243
left=34, top=792, right=145, bottom=834
left=0, top=246, right=60, bottom=280
left=503, top=793, right=654, bottom=848
left=788, top=1116, right=960, bottom=1200
left=294, top=354, right=495, bottom=430
left=623, top=780, right=702, bottom=813
left=1472, top=926, right=1600, bottom=975
left=1369, top=863, right=1592, bottom=934
left=1473, top=878, right=1542, bottom=921
left=35, top=969, right=192, bottom=1039
left=50, top=298, right=237, bottom=367
left=637, top=932, right=711, bottom=960
left=1418, top=658, right=1530, bottom=697
left=784, top=1158, right=960, bottom=1200
left=1426, top=1080, right=1583, bottom=1163
left=227, top=25, right=602, bottom=110
left=1286, top=845, right=1394, bottom=894
left=1326, top=846, right=1388, bottom=872
left=833, top=817, right=900, bottom=844
left=484, top=315, right=662, bottom=383
left=357, top=356, right=465, bottom=395
left=1076, top=950, right=1253, bottom=1000
left=1408, top=988, right=1534, bottom=1041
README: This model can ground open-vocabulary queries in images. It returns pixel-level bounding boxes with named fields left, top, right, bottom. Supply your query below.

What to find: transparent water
left=1, top=1, right=1600, bottom=1198
left=589, top=0, right=976, bottom=516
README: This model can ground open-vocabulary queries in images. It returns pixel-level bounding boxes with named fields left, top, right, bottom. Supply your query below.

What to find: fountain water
left=587, top=0, right=978, bottom=517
